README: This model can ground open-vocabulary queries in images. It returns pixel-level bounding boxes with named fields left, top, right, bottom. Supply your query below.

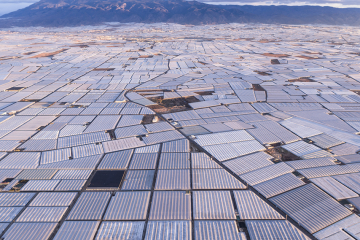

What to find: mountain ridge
left=1, top=0, right=360, bottom=27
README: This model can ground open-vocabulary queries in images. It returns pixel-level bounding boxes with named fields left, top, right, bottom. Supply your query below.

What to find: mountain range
left=1, top=0, right=360, bottom=27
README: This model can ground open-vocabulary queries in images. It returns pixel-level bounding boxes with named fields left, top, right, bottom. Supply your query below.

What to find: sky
left=0, top=0, right=35, bottom=16
left=202, top=0, right=360, bottom=8
left=0, top=0, right=360, bottom=17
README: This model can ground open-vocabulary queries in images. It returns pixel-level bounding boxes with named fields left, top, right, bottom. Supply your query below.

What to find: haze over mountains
left=1, top=0, right=360, bottom=27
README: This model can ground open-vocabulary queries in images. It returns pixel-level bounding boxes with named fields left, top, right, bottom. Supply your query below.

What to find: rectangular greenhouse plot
left=253, top=173, right=305, bottom=198
left=223, top=151, right=273, bottom=175
left=97, top=149, right=133, bottom=170
left=333, top=173, right=360, bottom=194
left=270, top=184, right=352, bottom=233
left=145, top=221, right=191, bottom=240
left=121, top=170, right=155, bottom=190
left=3, top=223, right=57, bottom=240
left=191, top=152, right=221, bottom=169
left=192, top=169, right=246, bottom=189
left=103, top=191, right=150, bottom=220
left=284, top=157, right=337, bottom=170
left=30, top=192, right=77, bottom=206
left=155, top=169, right=190, bottom=190
left=149, top=191, right=191, bottom=220
left=54, top=180, right=86, bottom=191
left=66, top=192, right=111, bottom=220
left=0, top=192, right=35, bottom=207
left=193, top=191, right=236, bottom=219
left=161, top=139, right=190, bottom=153
left=129, top=153, right=158, bottom=170
left=194, top=220, right=247, bottom=240
left=158, top=152, right=190, bottom=169
left=312, top=214, right=360, bottom=240
left=0, top=207, right=23, bottom=222
left=240, top=162, right=294, bottom=186
left=16, top=207, right=67, bottom=222
left=233, top=190, right=284, bottom=220
left=310, top=176, right=358, bottom=200
left=54, top=221, right=100, bottom=240
left=246, top=220, right=310, bottom=240
left=97, top=221, right=145, bottom=240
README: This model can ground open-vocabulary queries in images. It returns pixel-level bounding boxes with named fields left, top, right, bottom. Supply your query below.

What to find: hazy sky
left=0, top=0, right=35, bottom=16
left=1, top=0, right=359, bottom=17
left=202, top=0, right=360, bottom=8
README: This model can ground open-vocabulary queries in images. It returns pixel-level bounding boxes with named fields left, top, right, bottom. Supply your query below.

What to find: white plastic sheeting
left=233, top=190, right=284, bottom=220
left=103, top=191, right=150, bottom=220
left=192, top=169, right=246, bottom=189
left=55, top=180, right=86, bottom=191
left=17, top=207, right=67, bottom=222
left=15, top=169, right=57, bottom=180
left=191, top=152, right=221, bottom=169
left=270, top=184, right=352, bottom=233
left=54, top=221, right=100, bottom=240
left=102, top=137, right=145, bottom=153
left=333, top=173, right=360, bottom=194
left=282, top=141, right=322, bottom=157
left=194, top=130, right=254, bottom=146
left=30, top=192, right=77, bottom=206
left=98, top=149, right=133, bottom=170
left=193, top=191, right=236, bottom=219
left=158, top=153, right=190, bottom=169
left=0, top=207, right=23, bottom=222
left=149, top=191, right=191, bottom=220
left=4, top=223, right=57, bottom=240
left=253, top=173, right=305, bottom=198
left=96, top=221, right=145, bottom=240
left=67, top=192, right=111, bottom=220
left=313, top=214, right=360, bottom=240
left=129, top=153, right=158, bottom=169
left=311, top=176, right=358, bottom=200
left=194, top=221, right=246, bottom=240
left=240, top=162, right=294, bottom=185
left=203, top=140, right=265, bottom=161
left=155, top=170, right=190, bottom=190
left=20, top=180, right=60, bottom=191
left=121, top=170, right=155, bottom=190
left=145, top=221, right=191, bottom=240
left=223, top=152, right=273, bottom=175
left=285, top=157, right=336, bottom=170
left=0, top=152, right=40, bottom=169
left=246, top=220, right=310, bottom=240
left=0, top=193, right=35, bottom=206
left=162, top=139, right=190, bottom=153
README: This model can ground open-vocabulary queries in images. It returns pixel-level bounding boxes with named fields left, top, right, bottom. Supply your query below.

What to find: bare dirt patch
left=262, top=53, right=290, bottom=58
left=92, top=68, right=115, bottom=71
left=30, top=48, right=68, bottom=58
left=147, top=96, right=199, bottom=114
left=254, top=70, right=271, bottom=76
left=266, top=146, right=300, bottom=161
left=288, top=77, right=314, bottom=82
left=22, top=51, right=37, bottom=55
left=296, top=55, right=322, bottom=60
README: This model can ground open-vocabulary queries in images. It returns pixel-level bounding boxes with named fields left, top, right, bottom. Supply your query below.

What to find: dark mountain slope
left=1, top=0, right=360, bottom=27
left=0, top=0, right=247, bottom=26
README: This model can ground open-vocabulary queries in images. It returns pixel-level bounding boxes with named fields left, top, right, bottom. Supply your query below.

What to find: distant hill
left=1, top=0, right=360, bottom=27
